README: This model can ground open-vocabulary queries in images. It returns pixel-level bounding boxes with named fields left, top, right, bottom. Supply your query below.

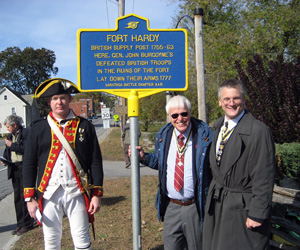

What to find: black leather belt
left=169, top=198, right=194, bottom=206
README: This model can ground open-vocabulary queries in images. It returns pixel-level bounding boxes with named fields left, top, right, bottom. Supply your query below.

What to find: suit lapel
left=209, top=113, right=252, bottom=173
left=218, top=131, right=242, bottom=174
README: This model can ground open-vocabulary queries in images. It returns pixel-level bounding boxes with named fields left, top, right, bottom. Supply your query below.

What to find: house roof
left=0, top=86, right=31, bottom=106
left=22, top=94, right=35, bottom=105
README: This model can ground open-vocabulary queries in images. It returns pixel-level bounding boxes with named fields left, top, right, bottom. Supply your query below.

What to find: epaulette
left=30, top=116, right=47, bottom=126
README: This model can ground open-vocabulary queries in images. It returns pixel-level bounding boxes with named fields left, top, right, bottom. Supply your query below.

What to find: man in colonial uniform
left=23, top=78, right=103, bottom=250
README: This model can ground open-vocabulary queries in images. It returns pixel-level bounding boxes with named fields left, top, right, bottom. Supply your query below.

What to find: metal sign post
left=130, top=116, right=141, bottom=249
left=101, top=108, right=110, bottom=142
left=77, top=14, right=188, bottom=250
left=194, top=8, right=206, bottom=123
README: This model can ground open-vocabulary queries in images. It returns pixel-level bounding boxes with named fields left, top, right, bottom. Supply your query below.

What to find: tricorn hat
left=35, top=78, right=79, bottom=98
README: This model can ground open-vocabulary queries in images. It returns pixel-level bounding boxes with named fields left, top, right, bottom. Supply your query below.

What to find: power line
left=107, top=0, right=118, bottom=4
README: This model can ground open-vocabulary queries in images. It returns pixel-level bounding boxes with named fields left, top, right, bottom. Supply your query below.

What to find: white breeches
left=42, top=186, right=91, bottom=250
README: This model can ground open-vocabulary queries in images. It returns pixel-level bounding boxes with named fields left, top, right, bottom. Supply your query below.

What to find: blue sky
left=0, top=0, right=179, bottom=85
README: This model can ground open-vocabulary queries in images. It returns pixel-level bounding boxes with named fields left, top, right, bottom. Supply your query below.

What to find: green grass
left=100, top=128, right=125, bottom=161
left=12, top=128, right=163, bottom=250
left=13, top=177, right=163, bottom=250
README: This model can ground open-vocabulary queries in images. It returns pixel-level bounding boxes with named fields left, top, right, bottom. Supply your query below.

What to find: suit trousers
left=123, top=143, right=130, bottom=165
left=42, top=186, right=90, bottom=250
left=163, top=201, right=202, bottom=250
left=11, top=163, right=33, bottom=229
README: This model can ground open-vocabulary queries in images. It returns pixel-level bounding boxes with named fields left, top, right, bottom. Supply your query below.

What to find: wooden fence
left=270, top=185, right=300, bottom=249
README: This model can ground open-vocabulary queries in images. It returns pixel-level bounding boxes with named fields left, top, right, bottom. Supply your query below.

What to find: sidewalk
left=0, top=160, right=157, bottom=250
left=0, top=192, right=20, bottom=250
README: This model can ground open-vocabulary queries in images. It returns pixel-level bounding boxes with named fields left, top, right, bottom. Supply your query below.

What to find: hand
left=128, top=145, right=145, bottom=161
left=246, top=217, right=262, bottom=229
left=88, top=196, right=101, bottom=215
left=5, top=139, right=12, bottom=147
left=27, top=199, right=39, bottom=220
left=1, top=161, right=7, bottom=166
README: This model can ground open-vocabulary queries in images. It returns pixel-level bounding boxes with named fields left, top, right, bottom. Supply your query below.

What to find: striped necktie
left=174, top=134, right=185, bottom=191
left=216, top=122, right=229, bottom=166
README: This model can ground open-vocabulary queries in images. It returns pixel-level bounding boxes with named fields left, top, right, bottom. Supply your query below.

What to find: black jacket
left=3, top=126, right=28, bottom=179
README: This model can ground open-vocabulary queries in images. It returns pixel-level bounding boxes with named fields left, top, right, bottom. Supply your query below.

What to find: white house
left=0, top=87, right=40, bottom=135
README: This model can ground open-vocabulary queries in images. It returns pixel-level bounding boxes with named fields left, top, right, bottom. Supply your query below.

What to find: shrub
left=275, top=143, right=300, bottom=181
left=236, top=55, right=300, bottom=144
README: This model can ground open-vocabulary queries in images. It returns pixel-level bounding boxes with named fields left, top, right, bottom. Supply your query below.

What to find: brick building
left=69, top=98, right=94, bottom=118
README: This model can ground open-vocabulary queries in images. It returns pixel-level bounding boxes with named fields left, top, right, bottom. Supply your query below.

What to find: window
left=4, top=95, right=7, bottom=100
left=12, top=107, right=16, bottom=115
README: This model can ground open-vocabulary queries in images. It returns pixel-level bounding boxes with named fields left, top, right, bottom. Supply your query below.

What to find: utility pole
left=117, top=0, right=127, bottom=122
left=194, top=8, right=207, bottom=123
left=166, top=91, right=172, bottom=123
left=175, top=9, right=206, bottom=122
left=118, top=0, right=125, bottom=16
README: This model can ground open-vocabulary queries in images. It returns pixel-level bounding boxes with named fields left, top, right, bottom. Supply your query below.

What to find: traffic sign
left=113, top=114, right=119, bottom=121
left=101, top=108, right=110, bottom=120
left=77, top=13, right=188, bottom=99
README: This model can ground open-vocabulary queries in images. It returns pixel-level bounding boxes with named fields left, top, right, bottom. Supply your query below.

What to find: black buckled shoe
left=11, top=227, right=21, bottom=235
left=16, top=227, right=29, bottom=236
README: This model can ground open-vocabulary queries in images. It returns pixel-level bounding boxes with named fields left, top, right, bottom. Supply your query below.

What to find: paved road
left=0, top=140, right=13, bottom=202
left=0, top=121, right=157, bottom=250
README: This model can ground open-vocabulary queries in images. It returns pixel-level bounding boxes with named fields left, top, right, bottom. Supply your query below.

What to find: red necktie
left=174, top=134, right=184, bottom=192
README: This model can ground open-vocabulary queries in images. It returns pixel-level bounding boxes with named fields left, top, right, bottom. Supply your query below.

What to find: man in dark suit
left=132, top=95, right=213, bottom=250
left=1, top=115, right=33, bottom=236
left=203, top=79, right=276, bottom=250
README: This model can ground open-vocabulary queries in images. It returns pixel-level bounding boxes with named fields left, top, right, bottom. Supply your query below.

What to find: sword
left=91, top=222, right=95, bottom=240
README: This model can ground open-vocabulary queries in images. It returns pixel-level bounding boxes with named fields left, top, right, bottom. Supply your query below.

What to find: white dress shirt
left=167, top=124, right=194, bottom=200
left=216, top=111, right=245, bottom=157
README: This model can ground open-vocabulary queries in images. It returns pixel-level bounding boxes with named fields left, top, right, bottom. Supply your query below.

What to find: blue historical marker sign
left=77, top=14, right=188, bottom=96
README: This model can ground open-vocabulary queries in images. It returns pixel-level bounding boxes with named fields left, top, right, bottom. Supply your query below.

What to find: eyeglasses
left=221, top=97, right=242, bottom=104
left=170, top=112, right=189, bottom=119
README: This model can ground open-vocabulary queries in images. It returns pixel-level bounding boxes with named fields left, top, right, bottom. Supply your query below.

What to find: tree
left=170, top=0, right=299, bottom=124
left=173, top=0, right=299, bottom=77
left=139, top=92, right=166, bottom=131
left=0, top=46, right=58, bottom=94
left=239, top=0, right=300, bottom=63
left=236, top=54, right=300, bottom=143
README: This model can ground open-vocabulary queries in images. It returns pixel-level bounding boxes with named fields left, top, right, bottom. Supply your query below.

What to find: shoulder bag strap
left=47, top=115, right=83, bottom=172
